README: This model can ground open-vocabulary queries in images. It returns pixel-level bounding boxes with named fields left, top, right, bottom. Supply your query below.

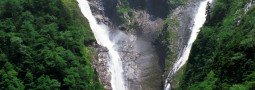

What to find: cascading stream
left=77, top=0, right=126, bottom=90
left=164, top=0, right=212, bottom=89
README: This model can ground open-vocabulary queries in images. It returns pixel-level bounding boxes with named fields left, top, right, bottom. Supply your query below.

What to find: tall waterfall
left=164, top=0, right=212, bottom=89
left=77, top=0, right=126, bottom=90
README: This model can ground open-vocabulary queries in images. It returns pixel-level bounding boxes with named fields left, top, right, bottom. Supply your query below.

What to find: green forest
left=179, top=0, right=255, bottom=89
left=0, top=0, right=103, bottom=89
left=1, top=0, right=255, bottom=89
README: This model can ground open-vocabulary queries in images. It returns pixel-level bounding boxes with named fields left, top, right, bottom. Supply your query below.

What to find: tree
left=36, top=75, right=61, bottom=89
left=0, top=0, right=103, bottom=89
left=0, top=62, right=25, bottom=89
left=2, top=0, right=23, bottom=18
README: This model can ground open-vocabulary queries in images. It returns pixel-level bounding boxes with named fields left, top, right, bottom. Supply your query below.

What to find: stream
left=77, top=0, right=212, bottom=89
left=164, top=0, right=213, bottom=89
left=77, top=0, right=126, bottom=89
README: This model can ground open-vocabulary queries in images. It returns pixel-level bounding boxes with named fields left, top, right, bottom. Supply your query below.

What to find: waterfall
left=164, top=0, right=212, bottom=89
left=77, top=0, right=126, bottom=90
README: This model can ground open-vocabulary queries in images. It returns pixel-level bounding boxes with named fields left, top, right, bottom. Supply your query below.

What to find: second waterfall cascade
left=77, top=0, right=212, bottom=89
left=77, top=0, right=126, bottom=90
left=164, top=0, right=213, bottom=89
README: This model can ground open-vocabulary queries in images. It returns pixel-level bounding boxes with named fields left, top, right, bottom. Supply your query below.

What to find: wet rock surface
left=161, top=0, right=218, bottom=88
left=237, top=0, right=255, bottom=25
left=89, top=0, right=165, bottom=89
left=88, top=0, right=205, bottom=89
left=93, top=46, right=112, bottom=90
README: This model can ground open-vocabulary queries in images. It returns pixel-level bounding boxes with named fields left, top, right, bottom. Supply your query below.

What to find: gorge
left=0, top=0, right=254, bottom=89
left=78, top=0, right=164, bottom=89
left=78, top=0, right=213, bottom=89
left=78, top=0, right=126, bottom=89
left=164, top=0, right=212, bottom=89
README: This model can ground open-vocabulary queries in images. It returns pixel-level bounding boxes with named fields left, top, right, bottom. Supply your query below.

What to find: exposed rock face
left=90, top=0, right=169, bottom=26
left=89, top=0, right=210, bottom=89
left=128, top=0, right=170, bottom=18
left=162, top=0, right=202, bottom=71
left=90, top=0, right=165, bottom=89
left=237, top=0, right=255, bottom=25
left=244, top=0, right=255, bottom=14
left=160, top=0, right=217, bottom=88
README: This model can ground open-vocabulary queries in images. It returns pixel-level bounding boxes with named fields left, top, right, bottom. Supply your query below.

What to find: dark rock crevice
left=128, top=0, right=170, bottom=19
left=88, top=0, right=208, bottom=89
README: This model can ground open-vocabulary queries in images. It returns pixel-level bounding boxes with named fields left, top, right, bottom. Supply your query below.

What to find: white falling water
left=77, top=0, right=126, bottom=90
left=164, top=0, right=212, bottom=89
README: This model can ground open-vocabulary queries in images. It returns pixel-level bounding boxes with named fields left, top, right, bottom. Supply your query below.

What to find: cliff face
left=88, top=0, right=204, bottom=89
left=90, top=0, right=165, bottom=89
left=128, top=0, right=170, bottom=18
left=98, top=0, right=169, bottom=26
left=179, top=0, right=255, bottom=89
left=156, top=0, right=206, bottom=88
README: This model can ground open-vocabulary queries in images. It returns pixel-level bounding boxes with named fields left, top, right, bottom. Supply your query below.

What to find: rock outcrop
left=88, top=0, right=211, bottom=89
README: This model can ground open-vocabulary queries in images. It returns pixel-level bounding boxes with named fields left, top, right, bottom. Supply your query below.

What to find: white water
left=77, top=0, right=126, bottom=90
left=164, top=0, right=212, bottom=89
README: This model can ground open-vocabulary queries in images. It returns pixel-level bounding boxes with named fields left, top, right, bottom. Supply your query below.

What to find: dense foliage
left=167, top=0, right=188, bottom=10
left=0, top=0, right=103, bottom=89
left=116, top=0, right=188, bottom=24
left=179, top=0, right=255, bottom=89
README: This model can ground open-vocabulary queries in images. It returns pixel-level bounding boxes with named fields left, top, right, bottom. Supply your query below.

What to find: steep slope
left=87, top=0, right=211, bottom=89
left=179, top=0, right=255, bottom=89
left=87, top=0, right=196, bottom=89
left=0, top=0, right=103, bottom=89
left=88, top=0, right=166, bottom=89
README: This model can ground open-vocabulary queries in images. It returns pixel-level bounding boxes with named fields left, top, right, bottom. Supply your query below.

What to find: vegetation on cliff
left=155, top=0, right=189, bottom=84
left=179, top=0, right=255, bottom=89
left=0, top=0, right=103, bottom=89
left=115, top=0, right=189, bottom=25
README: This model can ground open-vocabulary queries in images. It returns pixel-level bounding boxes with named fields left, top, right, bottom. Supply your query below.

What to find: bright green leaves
left=229, top=84, right=248, bottom=90
left=0, top=62, right=25, bottom=90
left=21, top=11, right=34, bottom=22
left=36, top=75, right=61, bottom=89
left=187, top=71, right=217, bottom=90
left=207, top=1, right=228, bottom=26
left=0, top=0, right=103, bottom=89
left=180, top=0, right=255, bottom=89
left=41, top=23, right=58, bottom=40
left=25, top=71, right=33, bottom=82
left=10, top=36, right=23, bottom=46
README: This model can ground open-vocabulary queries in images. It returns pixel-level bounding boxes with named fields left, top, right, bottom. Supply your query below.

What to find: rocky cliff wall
left=87, top=0, right=207, bottom=89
